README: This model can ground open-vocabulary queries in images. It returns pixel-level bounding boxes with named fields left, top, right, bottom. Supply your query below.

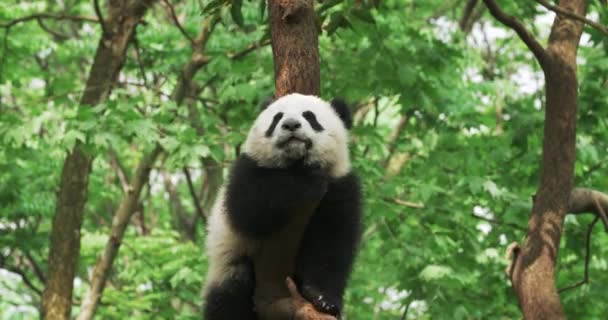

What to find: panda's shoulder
left=326, top=172, right=361, bottom=199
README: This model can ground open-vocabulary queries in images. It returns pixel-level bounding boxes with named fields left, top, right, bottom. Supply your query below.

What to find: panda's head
left=243, top=93, right=353, bottom=178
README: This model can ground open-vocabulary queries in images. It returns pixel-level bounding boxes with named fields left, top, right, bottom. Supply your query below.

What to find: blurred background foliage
left=1, top=0, right=608, bottom=319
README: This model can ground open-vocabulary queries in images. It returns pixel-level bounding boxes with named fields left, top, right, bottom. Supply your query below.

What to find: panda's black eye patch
left=302, top=111, right=324, bottom=132
left=265, top=112, right=284, bottom=137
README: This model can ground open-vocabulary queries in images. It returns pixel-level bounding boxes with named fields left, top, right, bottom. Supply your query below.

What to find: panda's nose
left=281, top=119, right=301, bottom=131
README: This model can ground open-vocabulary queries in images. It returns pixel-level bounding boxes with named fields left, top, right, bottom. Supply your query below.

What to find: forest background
left=1, top=0, right=608, bottom=319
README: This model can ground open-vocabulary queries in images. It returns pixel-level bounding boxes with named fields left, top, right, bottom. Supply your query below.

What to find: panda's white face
left=243, top=93, right=351, bottom=178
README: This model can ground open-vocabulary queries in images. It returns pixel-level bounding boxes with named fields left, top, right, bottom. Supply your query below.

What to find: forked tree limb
left=535, top=0, right=608, bottom=35
left=161, top=0, right=195, bottom=45
left=506, top=187, right=608, bottom=288
left=482, top=0, right=550, bottom=69
left=485, top=0, right=588, bottom=318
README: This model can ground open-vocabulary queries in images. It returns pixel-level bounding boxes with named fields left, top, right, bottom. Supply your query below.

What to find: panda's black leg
left=294, top=173, right=362, bottom=318
left=203, top=258, right=256, bottom=320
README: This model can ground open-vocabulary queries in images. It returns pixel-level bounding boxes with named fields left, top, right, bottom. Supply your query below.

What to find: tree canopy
left=1, top=0, right=607, bottom=319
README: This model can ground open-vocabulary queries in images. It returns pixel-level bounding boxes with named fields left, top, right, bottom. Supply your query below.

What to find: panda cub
left=203, top=93, right=361, bottom=320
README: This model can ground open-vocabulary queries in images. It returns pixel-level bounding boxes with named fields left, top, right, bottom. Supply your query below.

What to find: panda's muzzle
left=276, top=134, right=313, bottom=150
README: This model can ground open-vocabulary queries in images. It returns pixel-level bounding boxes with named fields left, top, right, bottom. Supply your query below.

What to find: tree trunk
left=510, top=1, right=588, bottom=319
left=42, top=1, right=154, bottom=319
left=255, top=1, right=326, bottom=319
left=76, top=16, right=218, bottom=320
left=76, top=147, right=161, bottom=320
left=268, top=0, right=320, bottom=96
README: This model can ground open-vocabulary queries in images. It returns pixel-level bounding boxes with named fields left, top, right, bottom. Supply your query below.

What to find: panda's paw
left=287, top=278, right=338, bottom=320
left=298, top=285, right=340, bottom=317
left=294, top=304, right=337, bottom=320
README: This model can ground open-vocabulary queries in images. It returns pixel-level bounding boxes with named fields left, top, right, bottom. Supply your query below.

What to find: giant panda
left=203, top=93, right=362, bottom=320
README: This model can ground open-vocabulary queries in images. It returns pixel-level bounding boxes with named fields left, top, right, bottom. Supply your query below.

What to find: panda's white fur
left=243, top=93, right=351, bottom=178
left=203, top=94, right=355, bottom=315
left=204, top=187, right=254, bottom=289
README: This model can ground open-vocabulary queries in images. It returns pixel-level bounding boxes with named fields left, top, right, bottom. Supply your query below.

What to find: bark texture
left=257, top=1, right=331, bottom=319
left=41, top=1, right=154, bottom=319
left=268, top=0, right=320, bottom=96
left=511, top=2, right=588, bottom=319
left=484, top=0, right=589, bottom=318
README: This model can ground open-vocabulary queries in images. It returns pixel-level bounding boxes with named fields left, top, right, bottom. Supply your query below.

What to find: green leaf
left=202, top=0, right=226, bottom=14
left=258, top=0, right=266, bottom=21
left=419, top=264, right=453, bottom=281
left=231, top=0, right=244, bottom=27
left=351, top=8, right=375, bottom=25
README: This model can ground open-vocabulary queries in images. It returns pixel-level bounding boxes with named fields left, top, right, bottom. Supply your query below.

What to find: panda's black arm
left=294, top=173, right=362, bottom=317
left=225, top=155, right=328, bottom=239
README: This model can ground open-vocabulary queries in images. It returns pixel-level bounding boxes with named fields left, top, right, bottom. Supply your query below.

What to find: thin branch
left=385, top=197, right=425, bottom=209
left=194, top=14, right=220, bottom=48
left=5, top=265, right=42, bottom=296
left=558, top=216, right=598, bottom=292
left=482, top=0, right=549, bottom=68
left=162, top=0, right=195, bottom=45
left=400, top=301, right=411, bottom=320
left=35, top=18, right=70, bottom=40
left=110, top=151, right=133, bottom=193
left=0, top=13, right=98, bottom=28
left=228, top=39, right=272, bottom=59
left=132, top=31, right=148, bottom=86
left=471, top=213, right=527, bottom=232
left=93, top=0, right=109, bottom=36
left=536, top=0, right=608, bottom=36
left=24, top=251, right=46, bottom=284
left=182, top=167, right=207, bottom=223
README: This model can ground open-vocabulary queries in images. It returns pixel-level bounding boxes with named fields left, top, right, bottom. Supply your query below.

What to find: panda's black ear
left=259, top=95, right=275, bottom=111
left=330, top=97, right=353, bottom=129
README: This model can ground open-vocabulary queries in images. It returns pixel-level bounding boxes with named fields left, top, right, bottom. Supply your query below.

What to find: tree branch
left=482, top=0, right=549, bottom=68
left=110, top=151, right=133, bottom=194
left=132, top=31, right=148, bottom=86
left=568, top=187, right=608, bottom=232
left=460, top=0, right=479, bottom=32
left=558, top=216, right=598, bottom=292
left=161, top=0, right=195, bottom=45
left=182, top=167, right=207, bottom=223
left=228, top=39, right=272, bottom=59
left=24, top=251, right=46, bottom=284
left=383, top=114, right=409, bottom=168
left=0, top=13, right=98, bottom=28
left=193, top=14, right=220, bottom=48
left=472, top=213, right=527, bottom=232
left=4, top=264, right=43, bottom=296
left=35, top=18, right=70, bottom=40
left=387, top=197, right=425, bottom=209
left=536, top=0, right=608, bottom=36
left=93, top=0, right=109, bottom=36
left=400, top=301, right=411, bottom=320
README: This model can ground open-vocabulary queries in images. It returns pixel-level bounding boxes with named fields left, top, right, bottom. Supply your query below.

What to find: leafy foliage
left=1, top=0, right=607, bottom=319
